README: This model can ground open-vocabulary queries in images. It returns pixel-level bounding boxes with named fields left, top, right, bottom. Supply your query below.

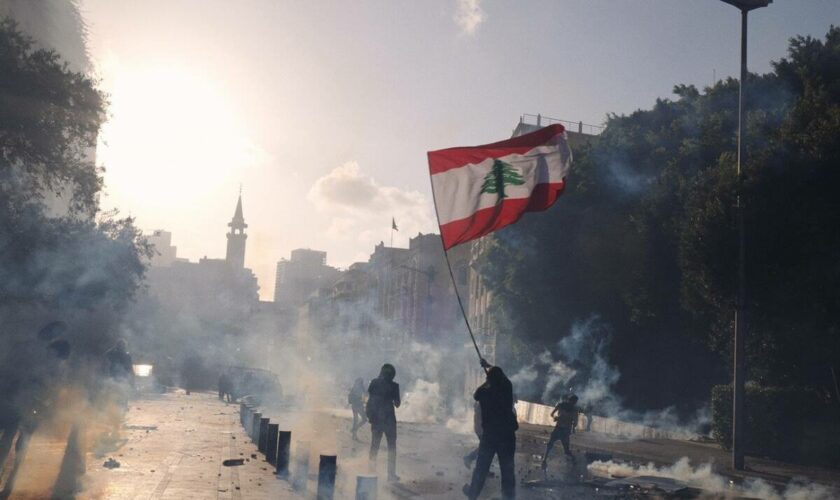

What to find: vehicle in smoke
left=131, top=363, right=158, bottom=393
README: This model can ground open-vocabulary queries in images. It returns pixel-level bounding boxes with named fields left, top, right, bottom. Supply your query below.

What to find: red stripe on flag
left=438, top=181, right=566, bottom=250
left=427, top=124, right=566, bottom=175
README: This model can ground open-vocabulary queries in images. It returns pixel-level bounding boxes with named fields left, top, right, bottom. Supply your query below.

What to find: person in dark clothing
left=464, top=362, right=518, bottom=500
left=218, top=372, right=233, bottom=402
left=349, top=377, right=367, bottom=441
left=367, top=363, right=400, bottom=482
left=542, top=394, right=579, bottom=469
left=105, top=339, right=134, bottom=387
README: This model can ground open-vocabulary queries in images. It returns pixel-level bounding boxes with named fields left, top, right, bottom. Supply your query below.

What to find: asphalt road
left=82, top=391, right=597, bottom=499
left=6, top=390, right=838, bottom=499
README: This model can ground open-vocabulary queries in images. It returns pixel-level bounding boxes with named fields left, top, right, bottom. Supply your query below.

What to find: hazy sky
left=82, top=0, right=839, bottom=300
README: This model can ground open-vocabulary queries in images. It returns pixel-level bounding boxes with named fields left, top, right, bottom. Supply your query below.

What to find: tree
left=478, top=27, right=840, bottom=416
left=481, top=159, right=525, bottom=199
left=0, top=18, right=103, bottom=216
left=0, top=18, right=150, bottom=426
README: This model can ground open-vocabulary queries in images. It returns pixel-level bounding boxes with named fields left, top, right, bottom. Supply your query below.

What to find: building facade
left=273, top=249, right=340, bottom=307
left=144, top=195, right=260, bottom=322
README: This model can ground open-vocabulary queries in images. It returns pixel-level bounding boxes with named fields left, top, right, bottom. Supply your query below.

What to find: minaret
left=225, top=193, right=247, bottom=269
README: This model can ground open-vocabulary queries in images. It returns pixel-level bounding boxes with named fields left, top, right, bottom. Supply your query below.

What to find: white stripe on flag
left=431, top=143, right=571, bottom=225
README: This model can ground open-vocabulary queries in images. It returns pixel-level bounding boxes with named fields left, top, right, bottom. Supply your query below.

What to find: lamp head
left=720, top=0, right=772, bottom=12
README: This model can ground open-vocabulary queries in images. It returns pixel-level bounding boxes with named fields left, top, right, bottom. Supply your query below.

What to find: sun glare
left=96, top=60, right=266, bottom=213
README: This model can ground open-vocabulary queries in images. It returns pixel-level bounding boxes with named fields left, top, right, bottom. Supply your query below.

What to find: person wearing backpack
left=367, top=363, right=400, bottom=482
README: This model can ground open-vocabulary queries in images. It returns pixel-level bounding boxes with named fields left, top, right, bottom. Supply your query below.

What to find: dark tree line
left=480, top=27, right=840, bottom=415
left=0, top=18, right=149, bottom=426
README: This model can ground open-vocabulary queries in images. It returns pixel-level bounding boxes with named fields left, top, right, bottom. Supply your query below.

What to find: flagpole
left=427, top=168, right=485, bottom=366
left=440, top=244, right=485, bottom=364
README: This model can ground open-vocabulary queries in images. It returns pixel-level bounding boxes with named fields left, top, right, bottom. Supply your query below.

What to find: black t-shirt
left=474, top=382, right=518, bottom=437
left=554, top=401, right=578, bottom=429
left=367, top=377, right=400, bottom=426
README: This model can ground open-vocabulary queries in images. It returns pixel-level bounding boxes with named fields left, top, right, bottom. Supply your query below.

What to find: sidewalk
left=83, top=390, right=297, bottom=499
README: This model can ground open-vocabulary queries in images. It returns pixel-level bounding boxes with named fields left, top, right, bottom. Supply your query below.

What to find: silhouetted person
left=542, top=394, right=579, bottom=469
left=367, top=364, right=400, bottom=482
left=105, top=339, right=134, bottom=388
left=349, top=377, right=367, bottom=441
left=465, top=362, right=517, bottom=500
left=218, top=371, right=233, bottom=402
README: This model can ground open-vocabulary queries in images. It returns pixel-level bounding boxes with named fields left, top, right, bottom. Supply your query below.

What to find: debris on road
left=605, top=475, right=698, bottom=495
left=125, top=425, right=158, bottom=431
left=222, top=459, right=245, bottom=467
left=103, top=458, right=121, bottom=469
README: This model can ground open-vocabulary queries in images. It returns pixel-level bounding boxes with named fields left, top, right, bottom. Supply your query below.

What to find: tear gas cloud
left=589, top=457, right=838, bottom=500
left=509, top=316, right=710, bottom=439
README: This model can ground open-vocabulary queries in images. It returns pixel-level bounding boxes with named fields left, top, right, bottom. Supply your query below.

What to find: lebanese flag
left=428, top=124, right=572, bottom=250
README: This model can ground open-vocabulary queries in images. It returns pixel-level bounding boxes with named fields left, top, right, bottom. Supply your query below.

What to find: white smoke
left=444, top=400, right=474, bottom=435
left=510, top=316, right=708, bottom=438
left=400, top=379, right=444, bottom=423
left=588, top=457, right=837, bottom=500
left=454, top=0, right=485, bottom=36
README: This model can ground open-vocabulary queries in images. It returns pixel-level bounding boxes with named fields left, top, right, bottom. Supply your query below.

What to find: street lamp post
left=720, top=0, right=772, bottom=471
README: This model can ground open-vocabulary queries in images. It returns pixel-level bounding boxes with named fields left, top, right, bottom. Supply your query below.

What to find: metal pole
left=317, top=455, right=337, bottom=500
left=732, top=7, right=748, bottom=472
left=276, top=431, right=292, bottom=478
left=251, top=412, right=262, bottom=444
left=266, top=423, right=279, bottom=466
left=356, top=475, right=378, bottom=500
left=258, top=417, right=270, bottom=454
left=427, top=165, right=486, bottom=366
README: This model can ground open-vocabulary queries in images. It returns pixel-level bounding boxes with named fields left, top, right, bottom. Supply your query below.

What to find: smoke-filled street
left=28, top=391, right=596, bottom=499
left=5, top=389, right=827, bottom=499
left=3, top=1, right=840, bottom=499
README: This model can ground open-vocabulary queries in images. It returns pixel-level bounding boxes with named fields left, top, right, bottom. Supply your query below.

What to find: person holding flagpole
left=463, top=362, right=518, bottom=500
left=427, top=123, right=573, bottom=500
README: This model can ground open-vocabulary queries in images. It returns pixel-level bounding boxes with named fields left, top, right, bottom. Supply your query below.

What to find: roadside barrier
left=317, top=455, right=337, bottom=500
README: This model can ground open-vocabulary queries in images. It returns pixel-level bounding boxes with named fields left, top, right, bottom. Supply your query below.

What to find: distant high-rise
left=147, top=230, right=179, bottom=267
left=225, top=194, right=248, bottom=269
left=273, top=249, right=339, bottom=306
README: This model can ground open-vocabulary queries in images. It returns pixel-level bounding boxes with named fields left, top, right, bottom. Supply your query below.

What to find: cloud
left=454, top=0, right=486, bottom=35
left=308, top=162, right=436, bottom=263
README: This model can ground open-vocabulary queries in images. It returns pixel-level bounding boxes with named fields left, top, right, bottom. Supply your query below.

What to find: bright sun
left=96, top=59, right=266, bottom=217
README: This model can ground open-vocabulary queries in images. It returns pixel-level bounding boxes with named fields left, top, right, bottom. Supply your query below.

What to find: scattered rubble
left=222, top=459, right=245, bottom=467
left=103, top=458, right=121, bottom=469
left=125, top=425, right=158, bottom=431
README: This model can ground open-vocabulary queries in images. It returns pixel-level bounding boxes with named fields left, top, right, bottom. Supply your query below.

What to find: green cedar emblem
left=480, top=159, right=525, bottom=199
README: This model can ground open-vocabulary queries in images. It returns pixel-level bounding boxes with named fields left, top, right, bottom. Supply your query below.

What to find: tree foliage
left=0, top=18, right=150, bottom=422
left=480, top=27, right=840, bottom=411
left=0, top=17, right=149, bottom=309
